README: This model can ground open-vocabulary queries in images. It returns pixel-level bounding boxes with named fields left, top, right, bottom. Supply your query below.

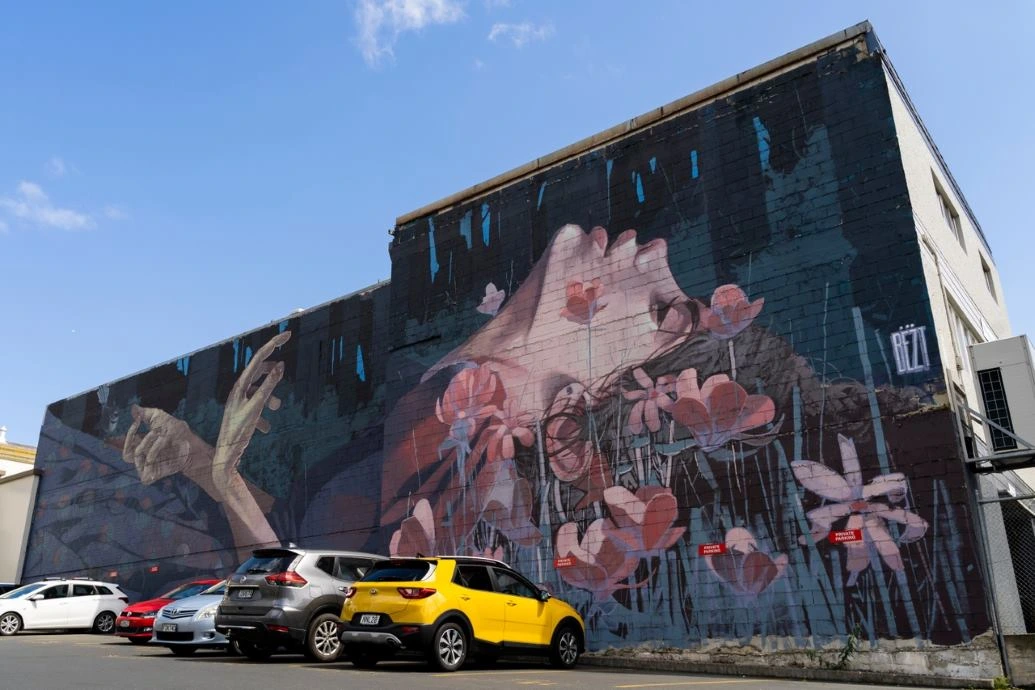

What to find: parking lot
left=0, top=632, right=963, bottom=690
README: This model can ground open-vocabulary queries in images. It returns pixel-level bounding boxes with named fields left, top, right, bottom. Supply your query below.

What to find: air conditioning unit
left=969, top=335, right=1035, bottom=481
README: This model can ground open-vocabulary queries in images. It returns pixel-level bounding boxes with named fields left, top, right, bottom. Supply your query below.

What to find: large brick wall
left=22, top=284, right=390, bottom=598
left=381, top=38, right=990, bottom=662
left=21, top=33, right=995, bottom=675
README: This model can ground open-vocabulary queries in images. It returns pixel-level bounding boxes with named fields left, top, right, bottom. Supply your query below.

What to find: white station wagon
left=0, top=579, right=129, bottom=636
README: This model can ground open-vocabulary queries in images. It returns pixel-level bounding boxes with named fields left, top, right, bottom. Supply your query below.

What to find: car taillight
left=343, top=587, right=356, bottom=599
left=265, top=571, right=308, bottom=587
left=397, top=587, right=436, bottom=599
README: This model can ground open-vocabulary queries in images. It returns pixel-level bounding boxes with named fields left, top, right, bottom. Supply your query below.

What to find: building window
left=982, top=257, right=997, bottom=300
left=977, top=367, right=1017, bottom=451
left=933, top=174, right=965, bottom=250
left=949, top=305, right=981, bottom=383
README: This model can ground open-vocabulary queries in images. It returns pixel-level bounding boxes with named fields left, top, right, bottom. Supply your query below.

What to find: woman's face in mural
left=425, top=224, right=695, bottom=415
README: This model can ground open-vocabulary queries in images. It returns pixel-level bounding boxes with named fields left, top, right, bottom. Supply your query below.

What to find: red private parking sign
left=828, top=529, right=863, bottom=544
left=697, top=543, right=728, bottom=556
left=553, top=556, right=576, bottom=568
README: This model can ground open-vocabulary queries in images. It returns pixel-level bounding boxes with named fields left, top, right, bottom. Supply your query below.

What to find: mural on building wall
left=24, top=40, right=989, bottom=658
left=380, top=43, right=988, bottom=652
left=24, top=290, right=389, bottom=598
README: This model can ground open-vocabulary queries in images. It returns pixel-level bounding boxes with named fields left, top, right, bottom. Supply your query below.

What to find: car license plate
left=359, top=614, right=380, bottom=626
left=119, top=620, right=130, bottom=628
left=161, top=624, right=178, bottom=633
left=235, top=589, right=254, bottom=599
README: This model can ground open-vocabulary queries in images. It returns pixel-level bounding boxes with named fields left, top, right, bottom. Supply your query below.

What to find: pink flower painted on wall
left=793, top=434, right=928, bottom=586
left=700, top=284, right=764, bottom=339
left=602, top=485, right=686, bottom=555
left=670, top=368, right=776, bottom=451
left=389, top=498, right=435, bottom=557
left=560, top=278, right=607, bottom=325
left=475, top=400, right=535, bottom=465
left=464, top=459, right=540, bottom=547
left=436, top=363, right=501, bottom=449
left=476, top=282, right=506, bottom=316
left=555, top=519, right=643, bottom=602
left=623, top=368, right=675, bottom=435
left=704, top=527, right=788, bottom=596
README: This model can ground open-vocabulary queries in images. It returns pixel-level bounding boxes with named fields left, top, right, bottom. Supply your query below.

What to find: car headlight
left=156, top=608, right=166, bottom=618
left=195, top=606, right=217, bottom=620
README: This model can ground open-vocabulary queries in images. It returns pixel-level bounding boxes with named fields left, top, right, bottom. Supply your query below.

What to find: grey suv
left=215, top=547, right=384, bottom=662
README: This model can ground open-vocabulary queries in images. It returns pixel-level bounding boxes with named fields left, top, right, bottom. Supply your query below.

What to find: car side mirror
left=28, top=594, right=43, bottom=601
left=538, top=589, right=551, bottom=602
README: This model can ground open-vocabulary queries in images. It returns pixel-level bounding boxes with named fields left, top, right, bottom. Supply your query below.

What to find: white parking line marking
left=614, top=681, right=757, bottom=689
left=432, top=670, right=556, bottom=678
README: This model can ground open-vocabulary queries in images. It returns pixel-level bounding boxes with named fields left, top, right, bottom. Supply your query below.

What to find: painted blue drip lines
left=356, top=344, right=366, bottom=381
left=428, top=217, right=440, bottom=282
left=690, top=150, right=699, bottom=179
left=459, top=210, right=473, bottom=249
left=176, top=356, right=190, bottom=376
left=752, top=116, right=771, bottom=169
left=632, top=171, right=645, bottom=203
left=481, top=203, right=490, bottom=246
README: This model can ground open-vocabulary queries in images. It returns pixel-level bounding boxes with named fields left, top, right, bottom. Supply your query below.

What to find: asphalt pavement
left=0, top=632, right=962, bottom=690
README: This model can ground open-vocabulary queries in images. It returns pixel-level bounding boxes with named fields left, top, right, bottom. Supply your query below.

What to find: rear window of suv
left=361, top=559, right=435, bottom=582
left=235, top=549, right=299, bottom=575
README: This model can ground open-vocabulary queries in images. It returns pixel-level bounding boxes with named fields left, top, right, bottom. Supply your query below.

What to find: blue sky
left=1, top=1, right=1032, bottom=445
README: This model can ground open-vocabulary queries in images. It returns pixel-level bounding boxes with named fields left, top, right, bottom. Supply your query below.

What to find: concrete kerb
left=579, top=654, right=997, bottom=689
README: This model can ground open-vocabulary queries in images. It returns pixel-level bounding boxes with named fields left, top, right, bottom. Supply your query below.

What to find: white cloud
left=0, top=180, right=95, bottom=231
left=0, top=219, right=7, bottom=233
left=487, top=21, right=553, bottom=47
left=103, top=205, right=129, bottom=221
left=355, top=0, right=465, bottom=67
left=45, top=156, right=67, bottom=178
left=473, top=57, right=485, bottom=71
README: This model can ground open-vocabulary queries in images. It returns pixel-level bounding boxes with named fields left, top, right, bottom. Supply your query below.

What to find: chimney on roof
left=0, top=426, right=6, bottom=444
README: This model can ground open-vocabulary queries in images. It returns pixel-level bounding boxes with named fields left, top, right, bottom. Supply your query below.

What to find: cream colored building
left=0, top=426, right=40, bottom=584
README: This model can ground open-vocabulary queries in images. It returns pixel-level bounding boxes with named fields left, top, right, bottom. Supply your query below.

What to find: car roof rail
left=440, top=555, right=510, bottom=567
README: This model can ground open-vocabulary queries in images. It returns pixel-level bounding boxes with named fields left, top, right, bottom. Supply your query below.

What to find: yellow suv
left=338, top=556, right=584, bottom=671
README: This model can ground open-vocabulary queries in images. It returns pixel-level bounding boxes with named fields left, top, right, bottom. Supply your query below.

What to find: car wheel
left=347, top=649, right=380, bottom=670
left=236, top=639, right=273, bottom=661
left=0, top=613, right=22, bottom=636
left=428, top=621, right=467, bottom=672
left=225, top=638, right=244, bottom=656
left=169, top=645, right=198, bottom=656
left=549, top=624, right=581, bottom=669
left=92, top=612, right=117, bottom=634
left=128, top=637, right=150, bottom=645
left=304, top=613, right=343, bottom=662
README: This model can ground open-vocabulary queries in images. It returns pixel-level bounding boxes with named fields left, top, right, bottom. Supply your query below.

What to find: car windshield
left=202, top=581, right=228, bottom=596
left=162, top=582, right=216, bottom=600
left=234, top=550, right=298, bottom=575
left=361, top=560, right=435, bottom=582
left=0, top=583, right=47, bottom=599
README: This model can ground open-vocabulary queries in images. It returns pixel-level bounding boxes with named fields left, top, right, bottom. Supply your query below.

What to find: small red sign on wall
left=553, top=556, right=576, bottom=568
left=698, top=543, right=727, bottom=556
left=828, top=529, right=863, bottom=544
left=148, top=565, right=160, bottom=574
left=108, top=571, right=118, bottom=579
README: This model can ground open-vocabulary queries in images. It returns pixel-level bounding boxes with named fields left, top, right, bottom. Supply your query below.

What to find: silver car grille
left=162, top=609, right=197, bottom=620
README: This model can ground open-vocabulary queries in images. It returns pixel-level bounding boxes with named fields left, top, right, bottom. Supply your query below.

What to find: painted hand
left=122, top=405, right=202, bottom=485
left=212, top=331, right=290, bottom=499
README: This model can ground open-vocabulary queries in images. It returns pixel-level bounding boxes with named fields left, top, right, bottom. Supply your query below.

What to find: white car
left=0, top=579, right=129, bottom=636
left=152, top=580, right=239, bottom=656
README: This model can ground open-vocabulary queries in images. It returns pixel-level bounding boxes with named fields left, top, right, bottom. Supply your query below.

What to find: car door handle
left=506, top=602, right=518, bottom=607
left=460, top=596, right=470, bottom=601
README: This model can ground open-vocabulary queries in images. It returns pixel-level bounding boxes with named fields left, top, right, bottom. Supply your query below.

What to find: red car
left=115, top=579, right=221, bottom=644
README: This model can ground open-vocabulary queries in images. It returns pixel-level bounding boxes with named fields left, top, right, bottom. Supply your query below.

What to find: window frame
left=933, top=173, right=965, bottom=250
